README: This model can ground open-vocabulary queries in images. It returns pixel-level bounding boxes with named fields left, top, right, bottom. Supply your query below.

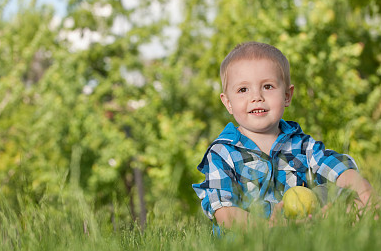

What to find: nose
left=251, top=89, right=264, bottom=102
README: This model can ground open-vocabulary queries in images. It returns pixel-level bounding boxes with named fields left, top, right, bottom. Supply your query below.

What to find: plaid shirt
left=192, top=120, right=358, bottom=220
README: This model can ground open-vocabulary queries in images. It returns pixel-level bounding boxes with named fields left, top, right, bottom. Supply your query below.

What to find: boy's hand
left=269, top=201, right=285, bottom=227
left=357, top=189, right=380, bottom=220
left=336, top=170, right=379, bottom=205
left=336, top=169, right=380, bottom=220
left=214, top=206, right=249, bottom=229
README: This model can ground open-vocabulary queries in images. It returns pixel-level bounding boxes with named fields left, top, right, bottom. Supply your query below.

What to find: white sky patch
left=121, top=0, right=139, bottom=10
left=93, top=3, right=112, bottom=17
left=80, top=1, right=113, bottom=18
left=8, top=0, right=185, bottom=59
left=154, top=25, right=182, bottom=56
left=57, top=2, right=118, bottom=51
left=205, top=0, right=217, bottom=23
left=82, top=79, right=99, bottom=95
left=296, top=15, right=307, bottom=27
left=167, top=0, right=183, bottom=24
left=111, top=14, right=132, bottom=36
left=153, top=81, right=163, bottom=92
left=3, top=0, right=67, bottom=19
left=129, top=0, right=163, bottom=25
left=49, top=15, right=62, bottom=30
left=139, top=37, right=167, bottom=59
left=294, top=0, right=303, bottom=7
left=137, top=0, right=183, bottom=59
left=58, top=28, right=115, bottom=52
left=63, top=17, right=74, bottom=29
left=127, top=99, right=146, bottom=110
left=120, top=66, right=146, bottom=87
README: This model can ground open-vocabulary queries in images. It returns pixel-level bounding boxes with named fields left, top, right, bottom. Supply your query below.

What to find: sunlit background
left=1, top=0, right=381, bottom=249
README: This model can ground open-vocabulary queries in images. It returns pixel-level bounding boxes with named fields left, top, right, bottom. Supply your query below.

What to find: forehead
left=227, top=58, right=282, bottom=80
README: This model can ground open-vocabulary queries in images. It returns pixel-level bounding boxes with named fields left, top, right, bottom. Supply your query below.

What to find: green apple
left=283, top=186, right=318, bottom=219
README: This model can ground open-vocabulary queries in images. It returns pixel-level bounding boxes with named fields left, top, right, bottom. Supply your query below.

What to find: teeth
left=251, top=109, right=266, bottom=113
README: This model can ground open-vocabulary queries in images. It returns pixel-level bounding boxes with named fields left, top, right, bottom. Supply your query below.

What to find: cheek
left=270, top=93, right=287, bottom=105
left=231, top=99, right=246, bottom=110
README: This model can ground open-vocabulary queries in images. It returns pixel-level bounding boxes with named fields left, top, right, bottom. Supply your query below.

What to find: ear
left=220, top=93, right=233, bottom=114
left=285, top=85, right=294, bottom=107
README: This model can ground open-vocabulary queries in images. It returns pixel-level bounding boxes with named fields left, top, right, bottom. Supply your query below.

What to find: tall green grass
left=2, top=158, right=381, bottom=251
left=1, top=188, right=380, bottom=251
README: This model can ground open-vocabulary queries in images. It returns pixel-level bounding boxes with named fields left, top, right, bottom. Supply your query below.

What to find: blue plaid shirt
left=192, top=120, right=358, bottom=220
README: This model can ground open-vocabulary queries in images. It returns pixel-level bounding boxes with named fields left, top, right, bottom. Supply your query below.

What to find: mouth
left=249, top=109, right=268, bottom=114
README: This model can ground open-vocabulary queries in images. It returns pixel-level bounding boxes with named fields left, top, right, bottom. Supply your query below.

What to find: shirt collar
left=215, top=120, right=302, bottom=150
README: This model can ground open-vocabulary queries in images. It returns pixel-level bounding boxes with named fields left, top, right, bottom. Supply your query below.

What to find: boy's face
left=220, top=59, right=294, bottom=137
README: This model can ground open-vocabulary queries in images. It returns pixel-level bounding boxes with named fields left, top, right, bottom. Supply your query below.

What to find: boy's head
left=219, top=41, right=294, bottom=137
left=220, top=41, right=291, bottom=93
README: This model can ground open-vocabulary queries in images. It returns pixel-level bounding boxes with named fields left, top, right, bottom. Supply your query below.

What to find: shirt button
left=289, top=161, right=294, bottom=167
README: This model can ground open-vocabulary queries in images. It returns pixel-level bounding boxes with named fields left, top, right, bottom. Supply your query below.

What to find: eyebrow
left=259, top=78, right=279, bottom=83
left=232, top=78, right=279, bottom=86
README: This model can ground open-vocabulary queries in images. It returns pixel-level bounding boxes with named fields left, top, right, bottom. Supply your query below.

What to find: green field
left=1, top=189, right=380, bottom=251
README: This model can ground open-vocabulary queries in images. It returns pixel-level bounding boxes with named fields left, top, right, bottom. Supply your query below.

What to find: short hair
left=220, top=41, right=291, bottom=92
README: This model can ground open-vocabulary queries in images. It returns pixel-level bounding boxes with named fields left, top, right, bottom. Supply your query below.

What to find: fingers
left=269, top=201, right=285, bottom=228
left=321, top=203, right=332, bottom=218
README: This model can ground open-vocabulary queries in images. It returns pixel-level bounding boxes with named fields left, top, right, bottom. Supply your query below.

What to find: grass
left=1, top=188, right=380, bottom=251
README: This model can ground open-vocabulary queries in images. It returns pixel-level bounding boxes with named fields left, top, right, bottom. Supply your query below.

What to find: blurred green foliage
left=0, top=0, right=380, bottom=228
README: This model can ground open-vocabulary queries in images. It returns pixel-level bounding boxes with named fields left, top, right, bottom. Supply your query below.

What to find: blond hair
left=220, top=41, right=291, bottom=92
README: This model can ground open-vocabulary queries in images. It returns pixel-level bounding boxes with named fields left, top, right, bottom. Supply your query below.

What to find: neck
left=238, top=127, right=281, bottom=155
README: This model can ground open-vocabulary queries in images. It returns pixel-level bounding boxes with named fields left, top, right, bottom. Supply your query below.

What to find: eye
left=263, top=84, right=274, bottom=90
left=238, top=87, right=248, bottom=93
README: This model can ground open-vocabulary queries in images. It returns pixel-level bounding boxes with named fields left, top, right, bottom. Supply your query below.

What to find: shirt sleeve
left=192, top=143, right=242, bottom=220
left=305, top=136, right=358, bottom=184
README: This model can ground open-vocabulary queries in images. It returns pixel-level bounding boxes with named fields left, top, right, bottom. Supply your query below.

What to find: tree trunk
left=134, top=168, right=146, bottom=229
left=123, top=172, right=136, bottom=222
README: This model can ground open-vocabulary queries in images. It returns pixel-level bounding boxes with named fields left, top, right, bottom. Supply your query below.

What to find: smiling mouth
left=249, top=109, right=268, bottom=114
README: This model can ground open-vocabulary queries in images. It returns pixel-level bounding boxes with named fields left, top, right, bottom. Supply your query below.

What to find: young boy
left=192, top=41, right=378, bottom=229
